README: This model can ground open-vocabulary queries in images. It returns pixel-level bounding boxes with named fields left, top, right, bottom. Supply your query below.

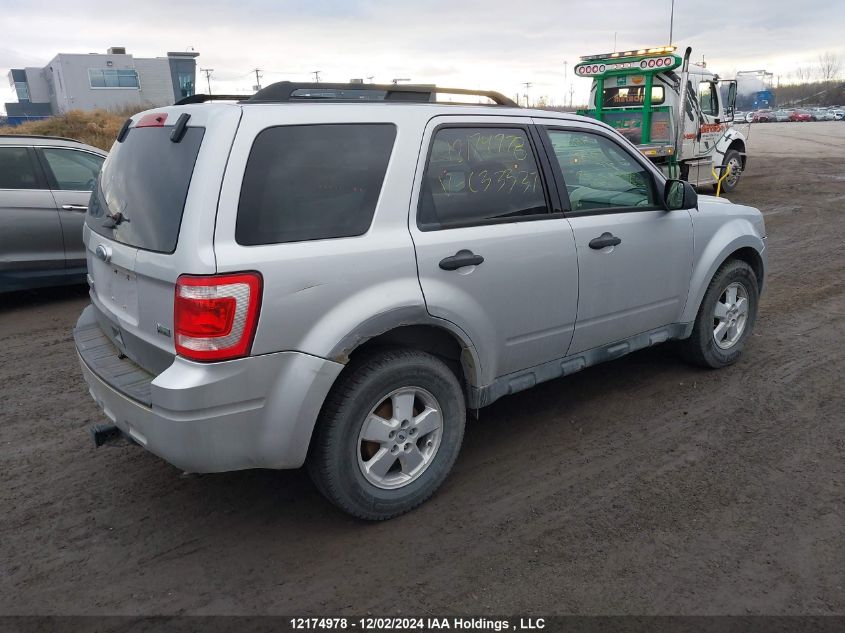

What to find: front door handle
left=439, top=249, right=484, bottom=270
left=588, top=232, right=622, bottom=250
left=62, top=204, right=88, bottom=212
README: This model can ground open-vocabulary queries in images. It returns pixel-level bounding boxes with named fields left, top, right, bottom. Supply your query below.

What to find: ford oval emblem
left=95, top=244, right=112, bottom=263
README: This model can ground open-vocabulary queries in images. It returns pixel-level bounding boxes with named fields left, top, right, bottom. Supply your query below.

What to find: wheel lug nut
left=409, top=428, right=416, bottom=436
left=391, top=445, right=397, bottom=453
left=404, top=443, right=410, bottom=451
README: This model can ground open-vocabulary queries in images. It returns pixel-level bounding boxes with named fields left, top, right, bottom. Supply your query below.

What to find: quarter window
left=546, top=129, right=656, bottom=212
left=419, top=127, right=548, bottom=230
left=236, top=124, right=397, bottom=245
left=41, top=149, right=104, bottom=191
left=0, top=147, right=40, bottom=189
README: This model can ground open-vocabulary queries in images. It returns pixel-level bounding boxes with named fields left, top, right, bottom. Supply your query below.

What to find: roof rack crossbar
left=245, top=82, right=518, bottom=107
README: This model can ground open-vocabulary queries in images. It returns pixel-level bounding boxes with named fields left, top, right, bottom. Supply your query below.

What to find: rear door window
left=418, top=126, right=549, bottom=230
left=236, top=124, right=397, bottom=245
left=87, top=125, right=205, bottom=253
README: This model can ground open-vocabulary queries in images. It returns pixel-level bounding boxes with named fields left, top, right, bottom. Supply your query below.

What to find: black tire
left=681, top=259, right=759, bottom=369
left=307, top=348, right=466, bottom=520
left=717, top=149, right=743, bottom=193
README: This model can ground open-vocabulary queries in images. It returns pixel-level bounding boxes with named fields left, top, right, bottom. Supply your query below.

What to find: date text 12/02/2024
left=289, top=617, right=547, bottom=630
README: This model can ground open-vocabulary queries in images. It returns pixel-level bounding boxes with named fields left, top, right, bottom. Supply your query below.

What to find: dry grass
left=0, top=106, right=144, bottom=151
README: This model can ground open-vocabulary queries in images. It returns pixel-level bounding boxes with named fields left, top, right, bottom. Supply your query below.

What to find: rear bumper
left=75, top=305, right=344, bottom=473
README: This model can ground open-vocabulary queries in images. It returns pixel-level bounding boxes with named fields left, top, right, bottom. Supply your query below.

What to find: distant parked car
left=752, top=110, right=775, bottom=122
left=831, top=109, right=845, bottom=120
left=790, top=110, right=813, bottom=122
left=0, top=135, right=106, bottom=292
left=807, top=108, right=834, bottom=121
left=772, top=110, right=792, bottom=122
left=733, top=111, right=747, bottom=123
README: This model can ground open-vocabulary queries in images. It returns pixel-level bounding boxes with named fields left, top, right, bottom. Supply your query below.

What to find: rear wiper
left=102, top=211, right=129, bottom=228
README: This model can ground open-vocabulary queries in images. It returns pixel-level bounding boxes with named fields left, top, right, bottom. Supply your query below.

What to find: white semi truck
left=576, top=45, right=747, bottom=192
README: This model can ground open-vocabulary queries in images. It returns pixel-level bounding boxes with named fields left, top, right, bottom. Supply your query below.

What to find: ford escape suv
left=75, top=81, right=767, bottom=520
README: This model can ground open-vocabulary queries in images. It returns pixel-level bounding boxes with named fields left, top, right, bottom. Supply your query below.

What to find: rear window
left=87, top=125, right=205, bottom=253
left=602, top=85, right=665, bottom=108
left=236, top=124, right=396, bottom=245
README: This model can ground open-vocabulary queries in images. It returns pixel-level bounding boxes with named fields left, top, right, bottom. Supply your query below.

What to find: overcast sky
left=2, top=0, right=844, bottom=114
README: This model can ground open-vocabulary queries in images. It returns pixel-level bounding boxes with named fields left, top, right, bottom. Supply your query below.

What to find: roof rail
left=247, top=82, right=519, bottom=107
left=174, top=94, right=252, bottom=105
left=0, top=134, right=82, bottom=143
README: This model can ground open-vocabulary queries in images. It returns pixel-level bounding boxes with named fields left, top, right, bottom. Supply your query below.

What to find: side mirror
left=724, top=80, right=738, bottom=122
left=664, top=179, right=698, bottom=210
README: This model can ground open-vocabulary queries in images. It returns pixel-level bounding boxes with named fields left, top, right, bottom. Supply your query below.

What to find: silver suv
left=1, top=135, right=106, bottom=291
left=74, top=83, right=767, bottom=520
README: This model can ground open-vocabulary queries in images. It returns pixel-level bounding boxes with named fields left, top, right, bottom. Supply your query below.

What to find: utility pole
left=669, top=0, right=675, bottom=45
left=200, top=68, right=214, bottom=94
left=522, top=82, right=532, bottom=107
left=563, top=61, right=568, bottom=110
left=252, top=68, right=262, bottom=91
left=312, top=70, right=321, bottom=83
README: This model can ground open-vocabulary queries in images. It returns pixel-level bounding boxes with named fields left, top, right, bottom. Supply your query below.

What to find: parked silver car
left=0, top=135, right=106, bottom=292
left=74, top=83, right=767, bottom=519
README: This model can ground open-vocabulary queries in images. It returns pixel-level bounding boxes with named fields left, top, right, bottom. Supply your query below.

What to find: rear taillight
left=174, top=272, right=262, bottom=362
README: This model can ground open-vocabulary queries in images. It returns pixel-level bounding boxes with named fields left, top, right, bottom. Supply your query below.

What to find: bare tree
left=817, top=51, right=842, bottom=81
left=795, top=65, right=816, bottom=85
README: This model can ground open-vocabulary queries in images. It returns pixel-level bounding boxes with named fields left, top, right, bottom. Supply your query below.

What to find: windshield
left=87, top=125, right=205, bottom=253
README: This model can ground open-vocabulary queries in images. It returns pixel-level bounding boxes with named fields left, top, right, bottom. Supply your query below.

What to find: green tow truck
left=575, top=45, right=747, bottom=192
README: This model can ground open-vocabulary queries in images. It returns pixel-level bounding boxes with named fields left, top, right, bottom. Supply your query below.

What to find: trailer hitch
left=90, top=424, right=128, bottom=447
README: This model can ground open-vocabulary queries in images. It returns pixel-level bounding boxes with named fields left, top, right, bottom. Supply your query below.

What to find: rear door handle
left=588, top=232, right=622, bottom=250
left=62, top=204, right=88, bottom=212
left=439, top=249, right=484, bottom=270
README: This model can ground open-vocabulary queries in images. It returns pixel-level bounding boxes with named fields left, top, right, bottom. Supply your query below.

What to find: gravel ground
left=1, top=121, right=843, bottom=616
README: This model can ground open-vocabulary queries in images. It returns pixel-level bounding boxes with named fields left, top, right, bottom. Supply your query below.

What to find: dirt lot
left=1, top=122, right=843, bottom=616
